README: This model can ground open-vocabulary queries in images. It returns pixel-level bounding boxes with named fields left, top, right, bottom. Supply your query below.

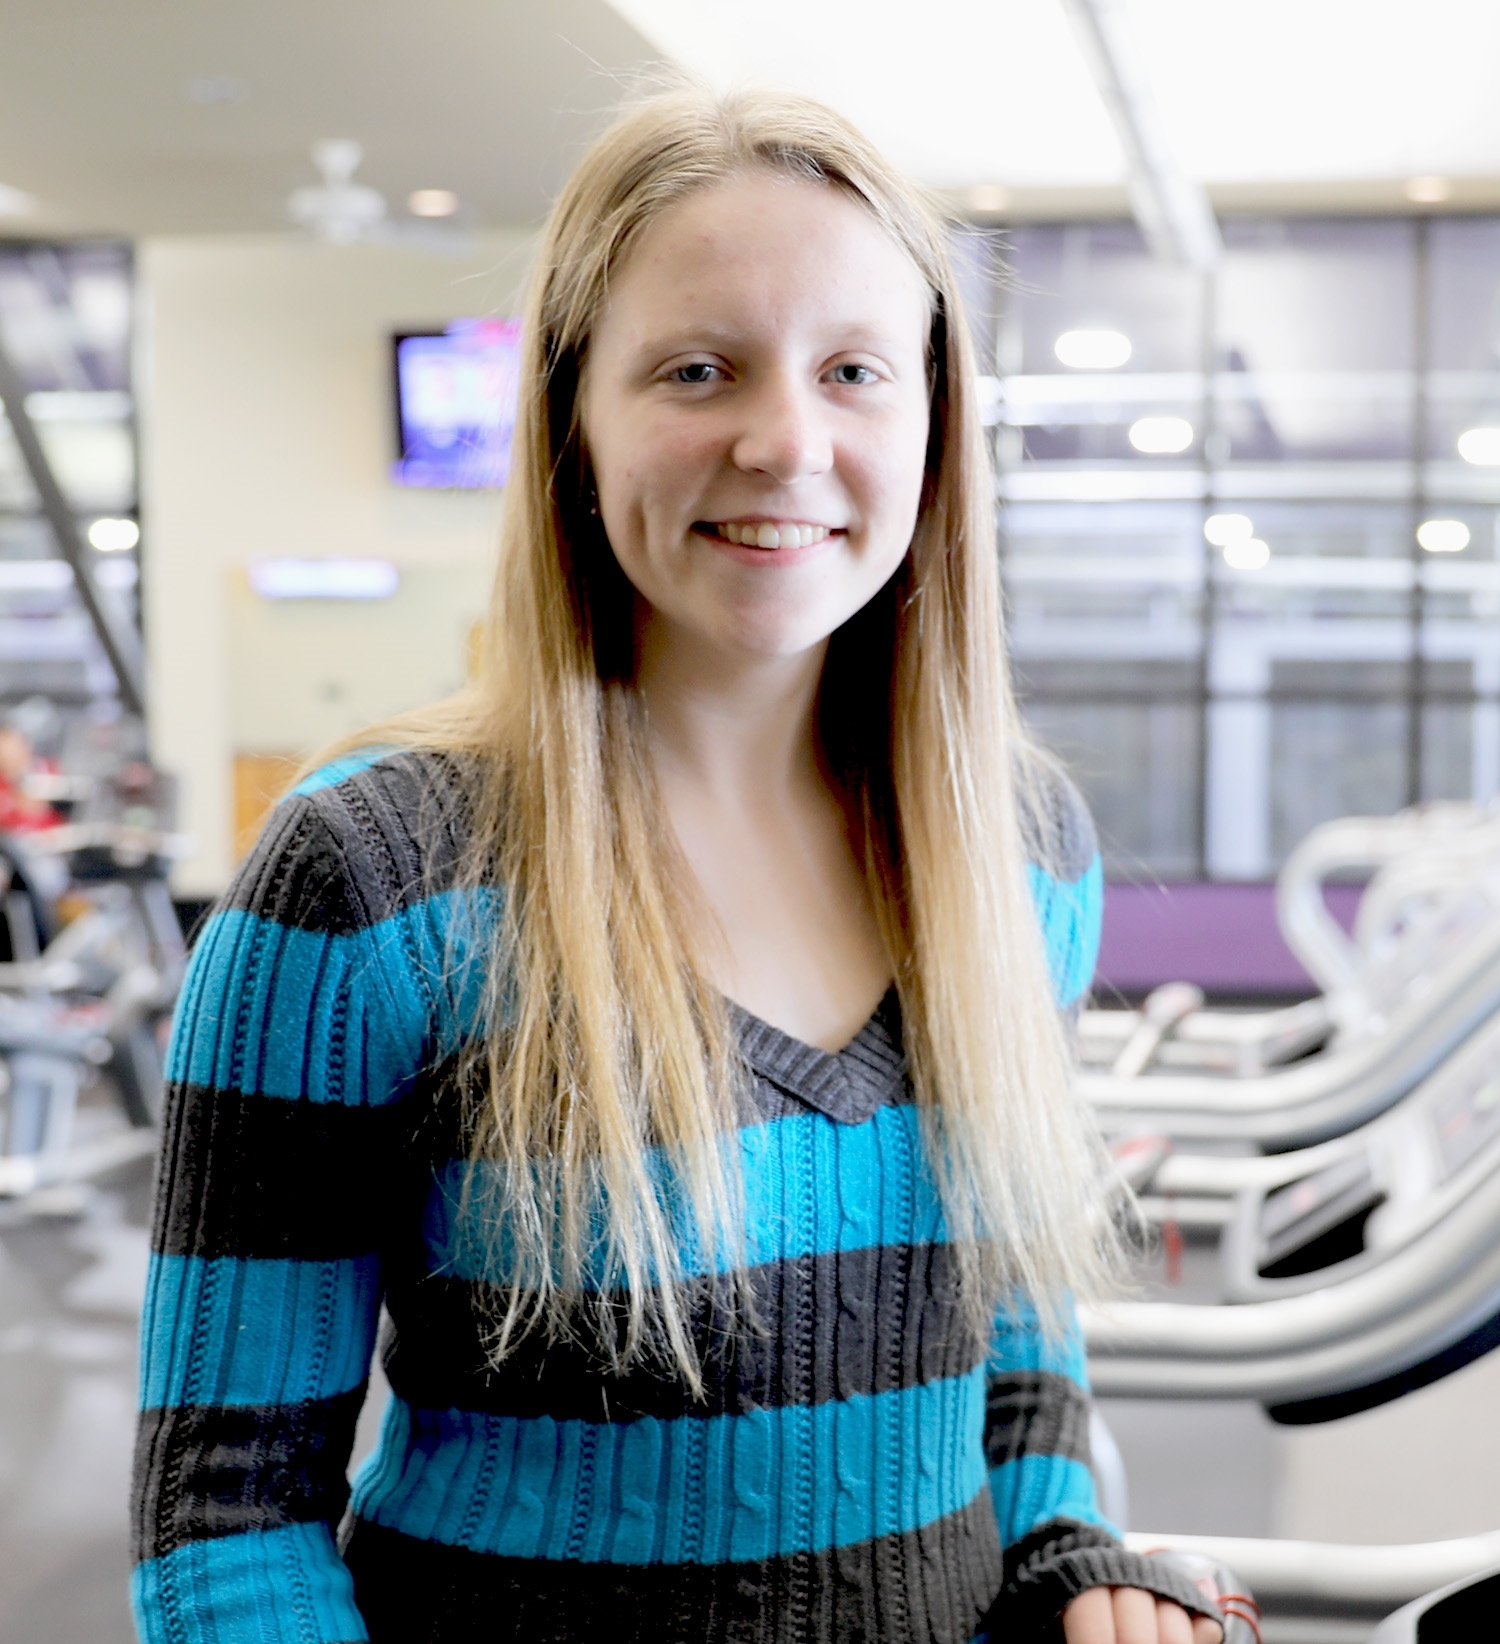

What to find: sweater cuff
left=988, top=1519, right=1223, bottom=1638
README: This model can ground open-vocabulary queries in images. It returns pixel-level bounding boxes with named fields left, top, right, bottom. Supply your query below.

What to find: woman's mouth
left=700, top=520, right=837, bottom=550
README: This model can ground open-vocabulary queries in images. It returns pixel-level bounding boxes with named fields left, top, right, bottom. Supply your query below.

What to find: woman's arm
left=979, top=1302, right=1223, bottom=1640
left=131, top=760, right=441, bottom=1644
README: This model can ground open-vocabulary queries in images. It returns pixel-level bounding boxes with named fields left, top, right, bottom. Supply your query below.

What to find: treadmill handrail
left=1123, top=1529, right=1500, bottom=1612
left=1083, top=1155, right=1500, bottom=1399
left=1082, top=920, right=1500, bottom=1145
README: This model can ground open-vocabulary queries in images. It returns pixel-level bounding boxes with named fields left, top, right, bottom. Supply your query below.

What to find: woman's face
left=580, top=171, right=933, bottom=667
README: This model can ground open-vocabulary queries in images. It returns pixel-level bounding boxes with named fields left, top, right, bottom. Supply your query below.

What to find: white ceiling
left=0, top=0, right=659, bottom=236
left=1, top=0, right=1498, bottom=238
left=608, top=0, right=1500, bottom=191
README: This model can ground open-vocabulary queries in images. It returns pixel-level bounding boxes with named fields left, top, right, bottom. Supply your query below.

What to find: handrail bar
left=1123, top=1529, right=1500, bottom=1614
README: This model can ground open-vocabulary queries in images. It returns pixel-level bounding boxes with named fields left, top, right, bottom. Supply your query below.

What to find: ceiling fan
left=287, top=140, right=473, bottom=249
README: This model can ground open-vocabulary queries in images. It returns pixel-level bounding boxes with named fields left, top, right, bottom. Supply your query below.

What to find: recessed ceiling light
left=1054, top=329, right=1131, bottom=370
left=1404, top=175, right=1452, bottom=204
left=1458, top=427, right=1500, bottom=466
left=409, top=189, right=460, bottom=219
left=0, top=183, right=35, bottom=218
left=1129, top=416, right=1194, bottom=455
left=1223, top=538, right=1270, bottom=571
left=1205, top=513, right=1254, bottom=547
left=1417, top=519, right=1471, bottom=554
left=965, top=184, right=1011, bottom=214
left=87, top=518, right=139, bottom=552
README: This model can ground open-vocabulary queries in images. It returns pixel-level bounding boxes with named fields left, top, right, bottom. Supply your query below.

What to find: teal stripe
left=140, top=1254, right=380, bottom=1409
left=352, top=1369, right=988, bottom=1566
left=132, top=1521, right=368, bottom=1644
left=986, top=1298, right=1089, bottom=1386
left=165, top=891, right=492, bottom=1102
left=426, top=1100, right=948, bottom=1286
left=1027, top=856, right=1103, bottom=1009
left=988, top=1453, right=1109, bottom=1547
left=289, top=748, right=396, bottom=798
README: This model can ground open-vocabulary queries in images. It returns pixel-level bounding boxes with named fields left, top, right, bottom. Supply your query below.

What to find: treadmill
left=1083, top=1016, right=1500, bottom=1639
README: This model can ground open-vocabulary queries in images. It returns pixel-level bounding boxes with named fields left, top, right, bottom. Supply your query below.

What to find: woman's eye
left=829, top=362, right=878, bottom=385
left=671, top=362, right=721, bottom=384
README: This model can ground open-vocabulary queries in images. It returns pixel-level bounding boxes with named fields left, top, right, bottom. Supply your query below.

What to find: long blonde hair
left=338, top=85, right=1116, bottom=1378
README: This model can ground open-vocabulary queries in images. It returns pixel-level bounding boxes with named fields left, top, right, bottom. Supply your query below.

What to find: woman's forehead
left=594, top=172, right=931, bottom=351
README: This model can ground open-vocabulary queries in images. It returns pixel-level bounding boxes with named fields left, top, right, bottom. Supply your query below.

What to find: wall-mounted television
left=391, top=317, right=522, bottom=488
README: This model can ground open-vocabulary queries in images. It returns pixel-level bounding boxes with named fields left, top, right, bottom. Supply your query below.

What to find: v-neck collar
left=726, top=986, right=908, bottom=1125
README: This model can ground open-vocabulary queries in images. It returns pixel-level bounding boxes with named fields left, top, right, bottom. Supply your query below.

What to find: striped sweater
left=131, top=749, right=1210, bottom=1643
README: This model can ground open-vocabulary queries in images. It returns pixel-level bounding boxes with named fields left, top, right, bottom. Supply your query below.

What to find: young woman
left=131, top=88, right=1223, bottom=1644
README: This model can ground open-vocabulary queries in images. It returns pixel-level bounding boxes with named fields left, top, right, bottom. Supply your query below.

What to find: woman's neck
left=635, top=617, right=827, bottom=804
left=635, top=614, right=890, bottom=1052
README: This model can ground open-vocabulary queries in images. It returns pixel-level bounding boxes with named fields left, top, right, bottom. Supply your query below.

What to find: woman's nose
left=731, top=378, right=833, bottom=484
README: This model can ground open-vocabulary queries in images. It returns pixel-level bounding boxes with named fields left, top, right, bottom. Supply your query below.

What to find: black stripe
left=222, top=749, right=470, bottom=936
left=983, top=1372, right=1091, bottom=1470
left=342, top=1493, right=1002, bottom=1644
left=132, top=1388, right=365, bottom=1563
left=995, top=1518, right=1221, bottom=1634
left=384, top=1240, right=985, bottom=1422
left=151, top=1082, right=424, bottom=1260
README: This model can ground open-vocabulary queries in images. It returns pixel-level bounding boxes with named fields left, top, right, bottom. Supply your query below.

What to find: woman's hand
left=1062, top=1586, right=1224, bottom=1644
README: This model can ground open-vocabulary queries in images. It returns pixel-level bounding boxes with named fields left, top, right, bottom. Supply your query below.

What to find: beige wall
left=138, top=231, right=533, bottom=895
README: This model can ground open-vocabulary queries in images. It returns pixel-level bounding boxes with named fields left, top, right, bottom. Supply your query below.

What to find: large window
left=984, top=215, right=1500, bottom=879
left=0, top=241, right=138, bottom=722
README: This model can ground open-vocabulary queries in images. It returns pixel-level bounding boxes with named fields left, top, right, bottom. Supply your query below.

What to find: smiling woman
left=130, top=86, right=1223, bottom=1644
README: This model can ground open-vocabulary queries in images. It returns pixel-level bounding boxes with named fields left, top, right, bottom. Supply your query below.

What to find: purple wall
left=1097, top=880, right=1362, bottom=1000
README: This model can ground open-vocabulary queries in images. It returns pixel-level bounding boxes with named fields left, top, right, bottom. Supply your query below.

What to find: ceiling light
left=0, top=183, right=35, bottom=218
left=249, top=558, right=399, bottom=600
left=409, top=189, right=460, bottom=219
left=1054, top=330, right=1132, bottom=370
left=1129, top=416, right=1194, bottom=455
left=1417, top=519, right=1471, bottom=554
left=87, top=518, right=139, bottom=552
left=1458, top=427, right=1500, bottom=466
left=1404, top=175, right=1452, bottom=204
left=965, top=184, right=1011, bottom=214
left=1204, top=513, right=1253, bottom=547
left=1223, top=538, right=1270, bottom=571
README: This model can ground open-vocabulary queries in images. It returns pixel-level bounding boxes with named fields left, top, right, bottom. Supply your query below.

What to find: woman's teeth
left=717, top=522, right=832, bottom=549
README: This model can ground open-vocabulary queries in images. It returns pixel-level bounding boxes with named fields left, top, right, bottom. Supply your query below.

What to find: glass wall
left=0, top=240, right=138, bottom=716
left=984, top=215, right=1500, bottom=879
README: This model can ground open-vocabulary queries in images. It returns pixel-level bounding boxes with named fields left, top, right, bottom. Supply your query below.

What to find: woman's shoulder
left=228, top=744, right=475, bottom=936
left=1015, top=748, right=1098, bottom=887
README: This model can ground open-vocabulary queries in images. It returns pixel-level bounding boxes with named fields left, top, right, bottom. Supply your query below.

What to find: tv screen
left=392, top=318, right=523, bottom=488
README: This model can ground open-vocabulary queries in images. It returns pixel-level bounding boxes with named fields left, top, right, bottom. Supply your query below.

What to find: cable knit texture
left=130, top=748, right=1207, bottom=1643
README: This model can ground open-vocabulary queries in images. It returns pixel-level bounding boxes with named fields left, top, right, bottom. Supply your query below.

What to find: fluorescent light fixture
left=1055, top=329, right=1132, bottom=369
left=1404, top=175, right=1453, bottom=204
left=409, top=189, right=460, bottom=218
left=1204, top=512, right=1253, bottom=547
left=1417, top=518, right=1471, bottom=554
left=0, top=183, right=35, bottom=218
left=1458, top=427, right=1500, bottom=466
left=249, top=558, right=399, bottom=600
left=87, top=517, right=139, bottom=552
left=965, top=184, right=1011, bottom=213
left=0, top=561, right=72, bottom=590
left=1223, top=537, right=1270, bottom=571
left=1129, top=415, right=1193, bottom=454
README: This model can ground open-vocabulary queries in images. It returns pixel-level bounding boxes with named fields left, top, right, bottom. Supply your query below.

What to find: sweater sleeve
left=1000, top=776, right=1220, bottom=1631
left=979, top=1304, right=1222, bottom=1637
left=130, top=768, right=441, bottom=1644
